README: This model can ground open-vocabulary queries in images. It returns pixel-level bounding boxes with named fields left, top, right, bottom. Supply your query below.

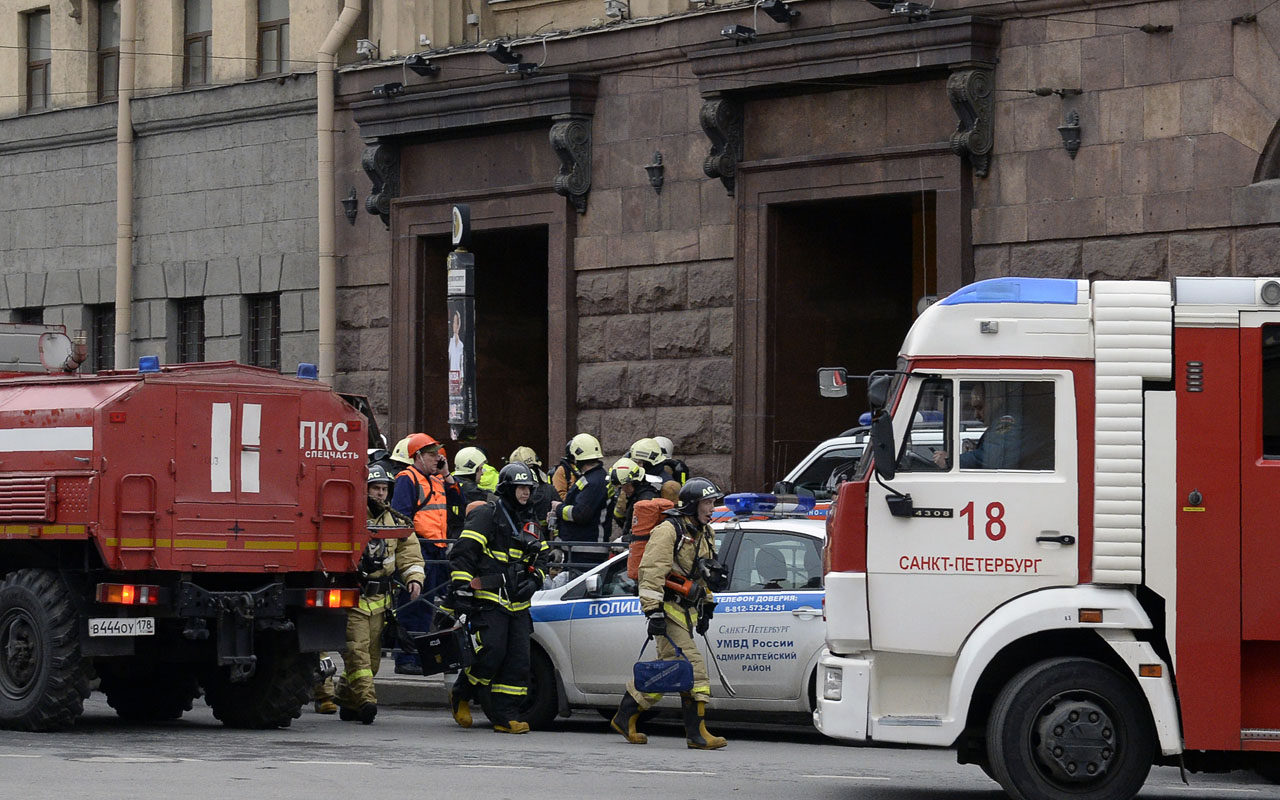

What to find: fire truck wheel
left=0, top=568, right=91, bottom=731
left=200, top=635, right=314, bottom=729
left=986, top=657, right=1155, bottom=800
left=99, top=663, right=200, bottom=721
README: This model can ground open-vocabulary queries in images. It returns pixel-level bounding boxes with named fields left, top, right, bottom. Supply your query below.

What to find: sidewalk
left=330, top=652, right=452, bottom=709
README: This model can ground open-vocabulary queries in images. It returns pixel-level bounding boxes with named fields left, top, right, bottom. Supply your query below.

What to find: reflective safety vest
left=398, top=466, right=449, bottom=543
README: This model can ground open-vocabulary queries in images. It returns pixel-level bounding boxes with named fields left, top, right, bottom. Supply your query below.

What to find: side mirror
left=584, top=574, right=601, bottom=597
left=772, top=480, right=795, bottom=494
left=818, top=367, right=848, bottom=398
left=867, top=375, right=892, bottom=410
left=869, top=410, right=897, bottom=481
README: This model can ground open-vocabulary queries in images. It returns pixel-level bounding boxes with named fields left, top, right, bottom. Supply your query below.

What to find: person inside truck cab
left=931, top=381, right=1053, bottom=471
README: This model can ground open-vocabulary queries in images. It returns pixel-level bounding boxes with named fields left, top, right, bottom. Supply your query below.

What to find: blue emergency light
left=296, top=363, right=319, bottom=380
left=137, top=356, right=160, bottom=373
left=858, top=410, right=943, bottom=426
left=940, top=277, right=1079, bottom=306
left=723, top=492, right=817, bottom=516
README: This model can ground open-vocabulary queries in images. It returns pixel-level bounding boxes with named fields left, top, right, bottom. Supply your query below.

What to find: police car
left=522, top=493, right=827, bottom=728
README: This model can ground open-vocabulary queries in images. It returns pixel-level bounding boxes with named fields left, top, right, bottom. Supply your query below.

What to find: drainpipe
left=317, top=0, right=362, bottom=384
left=112, top=0, right=136, bottom=369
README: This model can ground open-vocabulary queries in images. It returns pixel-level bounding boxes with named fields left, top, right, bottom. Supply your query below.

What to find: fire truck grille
left=0, top=476, right=55, bottom=521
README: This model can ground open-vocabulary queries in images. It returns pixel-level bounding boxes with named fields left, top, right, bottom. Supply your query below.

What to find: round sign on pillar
left=451, top=204, right=471, bottom=249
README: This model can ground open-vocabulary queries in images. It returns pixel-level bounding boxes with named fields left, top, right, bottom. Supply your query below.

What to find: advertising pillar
left=447, top=205, right=478, bottom=441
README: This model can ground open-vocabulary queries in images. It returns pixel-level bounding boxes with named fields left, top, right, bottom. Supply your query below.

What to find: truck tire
left=986, top=657, right=1155, bottom=800
left=201, top=634, right=314, bottom=729
left=0, top=568, right=91, bottom=731
left=522, top=648, right=558, bottom=729
left=99, top=663, right=200, bottom=721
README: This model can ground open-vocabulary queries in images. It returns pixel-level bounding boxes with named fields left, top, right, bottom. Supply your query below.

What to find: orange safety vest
left=397, top=466, right=449, bottom=544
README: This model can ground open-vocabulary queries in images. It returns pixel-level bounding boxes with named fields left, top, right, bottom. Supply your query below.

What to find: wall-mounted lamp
left=1031, top=87, right=1081, bottom=98
left=863, top=0, right=933, bottom=22
left=356, top=38, right=379, bottom=58
left=1058, top=109, right=1082, bottom=159
left=1139, top=23, right=1173, bottom=34
left=605, top=0, right=630, bottom=19
left=644, top=152, right=664, bottom=194
left=487, top=40, right=538, bottom=75
left=405, top=53, right=439, bottom=77
left=721, top=23, right=757, bottom=43
left=759, top=0, right=799, bottom=23
left=341, top=188, right=359, bottom=225
left=371, top=81, right=404, bottom=97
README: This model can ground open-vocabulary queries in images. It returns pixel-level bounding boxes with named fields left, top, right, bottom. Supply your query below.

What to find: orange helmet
left=405, top=433, right=441, bottom=459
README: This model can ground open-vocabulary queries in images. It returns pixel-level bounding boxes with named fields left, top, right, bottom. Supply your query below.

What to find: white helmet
left=390, top=436, right=414, bottom=465
left=569, top=432, right=603, bottom=462
left=453, top=446, right=487, bottom=477
left=628, top=437, right=663, bottom=467
left=653, top=436, right=674, bottom=461
left=608, top=457, right=645, bottom=486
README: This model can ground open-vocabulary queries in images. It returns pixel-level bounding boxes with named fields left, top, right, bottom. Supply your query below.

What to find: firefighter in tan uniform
left=611, top=477, right=728, bottom=749
left=334, top=464, right=426, bottom=724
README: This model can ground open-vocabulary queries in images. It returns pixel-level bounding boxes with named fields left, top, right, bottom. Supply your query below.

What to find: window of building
left=246, top=294, right=280, bottom=371
left=184, top=0, right=212, bottom=87
left=176, top=299, right=205, bottom=363
left=13, top=308, right=44, bottom=325
left=26, top=10, right=51, bottom=113
left=258, top=0, right=289, bottom=77
left=91, top=304, right=115, bottom=371
left=98, top=0, right=120, bottom=102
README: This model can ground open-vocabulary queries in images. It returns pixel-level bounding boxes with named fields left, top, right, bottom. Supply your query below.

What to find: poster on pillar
left=447, top=250, right=477, bottom=441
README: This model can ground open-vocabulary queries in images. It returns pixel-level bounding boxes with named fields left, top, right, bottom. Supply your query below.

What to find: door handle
left=1036, top=534, right=1076, bottom=545
left=792, top=606, right=820, bottom=617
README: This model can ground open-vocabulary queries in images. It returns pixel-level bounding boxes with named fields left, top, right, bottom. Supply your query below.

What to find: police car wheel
left=986, top=657, right=1155, bottom=800
left=522, top=648, right=558, bottom=729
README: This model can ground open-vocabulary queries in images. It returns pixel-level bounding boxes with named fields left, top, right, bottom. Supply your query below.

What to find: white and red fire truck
left=816, top=277, right=1280, bottom=800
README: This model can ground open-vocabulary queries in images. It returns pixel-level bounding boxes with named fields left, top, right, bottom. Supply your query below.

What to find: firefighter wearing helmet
left=390, top=432, right=463, bottom=673
left=551, top=433, right=610, bottom=564
left=608, top=456, right=659, bottom=541
left=453, top=446, right=494, bottom=505
left=612, top=477, right=728, bottom=749
left=447, top=463, right=550, bottom=734
left=652, top=435, right=689, bottom=486
left=328, top=464, right=425, bottom=724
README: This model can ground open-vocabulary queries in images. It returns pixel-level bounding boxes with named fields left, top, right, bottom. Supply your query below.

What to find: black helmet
left=367, top=464, right=394, bottom=486
left=497, top=462, right=538, bottom=506
left=671, top=477, right=723, bottom=516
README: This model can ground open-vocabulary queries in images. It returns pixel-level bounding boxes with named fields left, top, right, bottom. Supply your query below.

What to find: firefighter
left=453, top=446, right=494, bottom=505
left=549, top=439, right=580, bottom=500
left=608, top=457, right=657, bottom=541
left=552, top=433, right=609, bottom=565
left=611, top=477, right=727, bottom=750
left=447, top=463, right=550, bottom=734
left=626, top=437, right=666, bottom=494
left=332, top=464, right=425, bottom=724
left=652, top=436, right=690, bottom=486
left=391, top=433, right=463, bottom=673
left=509, top=445, right=557, bottom=532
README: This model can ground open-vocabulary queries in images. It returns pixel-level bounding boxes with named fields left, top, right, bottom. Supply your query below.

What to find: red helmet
left=405, top=433, right=441, bottom=459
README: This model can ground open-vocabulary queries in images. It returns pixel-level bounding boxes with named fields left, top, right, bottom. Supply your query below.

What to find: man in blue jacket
left=552, top=433, right=609, bottom=566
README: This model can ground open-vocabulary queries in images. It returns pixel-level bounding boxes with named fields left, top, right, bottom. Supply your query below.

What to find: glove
left=512, top=575, right=540, bottom=602
left=696, top=602, right=715, bottom=635
left=451, top=584, right=475, bottom=615
left=646, top=610, right=666, bottom=638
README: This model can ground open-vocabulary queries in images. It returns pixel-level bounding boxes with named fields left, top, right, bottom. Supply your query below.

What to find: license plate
left=88, top=617, right=156, bottom=637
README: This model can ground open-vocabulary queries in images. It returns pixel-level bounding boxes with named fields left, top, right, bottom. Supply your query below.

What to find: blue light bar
left=723, top=492, right=817, bottom=516
left=940, top=278, right=1079, bottom=306
left=138, top=356, right=160, bottom=373
left=296, top=363, right=319, bottom=380
left=858, top=409, right=941, bottom=427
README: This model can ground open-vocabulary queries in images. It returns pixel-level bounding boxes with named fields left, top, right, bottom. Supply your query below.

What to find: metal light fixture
left=863, top=0, right=933, bottom=22
left=405, top=53, right=439, bottom=77
left=759, top=0, right=799, bottom=23
left=721, top=23, right=757, bottom=42
left=371, top=81, right=404, bottom=97
left=486, top=40, right=538, bottom=75
left=341, top=188, right=359, bottom=225
left=1058, top=109, right=1082, bottom=159
left=644, top=152, right=664, bottom=194
left=605, top=0, right=630, bottom=19
left=356, top=38, right=379, bottom=58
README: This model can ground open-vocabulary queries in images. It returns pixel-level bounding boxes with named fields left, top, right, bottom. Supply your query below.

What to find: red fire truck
left=815, top=278, right=1280, bottom=799
left=0, top=325, right=368, bottom=730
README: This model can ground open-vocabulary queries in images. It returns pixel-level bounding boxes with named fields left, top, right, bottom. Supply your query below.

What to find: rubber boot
left=609, top=693, right=648, bottom=744
left=314, top=699, right=338, bottom=714
left=493, top=720, right=530, bottom=734
left=449, top=676, right=473, bottom=729
left=681, top=693, right=726, bottom=750
left=358, top=702, right=378, bottom=725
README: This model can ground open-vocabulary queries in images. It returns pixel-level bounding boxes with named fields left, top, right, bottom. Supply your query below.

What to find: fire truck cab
left=816, top=277, right=1280, bottom=800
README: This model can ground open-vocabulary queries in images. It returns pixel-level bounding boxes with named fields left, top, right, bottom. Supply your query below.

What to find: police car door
left=705, top=528, right=824, bottom=700
left=566, top=556, right=644, bottom=694
left=865, top=372, right=1079, bottom=656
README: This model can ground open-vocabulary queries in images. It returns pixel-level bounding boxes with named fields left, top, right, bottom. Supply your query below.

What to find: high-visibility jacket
left=391, top=466, right=459, bottom=544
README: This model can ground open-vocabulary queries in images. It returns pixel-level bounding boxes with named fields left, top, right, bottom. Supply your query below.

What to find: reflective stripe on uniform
left=451, top=570, right=474, bottom=582
left=346, top=668, right=374, bottom=681
left=492, top=683, right=527, bottom=696
left=464, top=669, right=491, bottom=686
left=358, top=594, right=391, bottom=613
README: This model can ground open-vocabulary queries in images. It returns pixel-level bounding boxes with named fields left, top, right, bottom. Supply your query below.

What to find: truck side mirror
left=867, top=375, right=891, bottom=409
left=818, top=367, right=848, bottom=398
left=869, top=410, right=897, bottom=481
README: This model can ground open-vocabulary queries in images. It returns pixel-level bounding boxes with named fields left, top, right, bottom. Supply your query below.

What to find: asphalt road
left=0, top=696, right=1276, bottom=800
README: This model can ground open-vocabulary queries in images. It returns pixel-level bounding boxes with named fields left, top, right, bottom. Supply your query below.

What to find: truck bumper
left=813, top=649, right=871, bottom=741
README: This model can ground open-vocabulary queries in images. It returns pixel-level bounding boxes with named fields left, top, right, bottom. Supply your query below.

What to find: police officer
left=447, top=463, right=550, bottom=734
left=652, top=435, right=690, bottom=486
left=552, top=433, right=609, bottom=565
left=611, top=477, right=727, bottom=750
left=333, top=465, right=425, bottom=724
left=608, top=457, right=657, bottom=541
left=453, top=447, right=494, bottom=506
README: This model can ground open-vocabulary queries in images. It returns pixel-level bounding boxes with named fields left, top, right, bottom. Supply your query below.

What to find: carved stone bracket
left=700, top=97, right=744, bottom=196
left=361, top=142, right=401, bottom=228
left=947, top=68, right=995, bottom=179
left=550, top=114, right=592, bottom=214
